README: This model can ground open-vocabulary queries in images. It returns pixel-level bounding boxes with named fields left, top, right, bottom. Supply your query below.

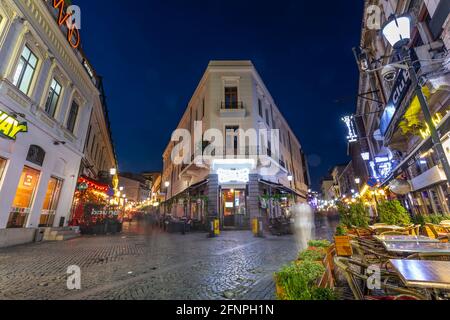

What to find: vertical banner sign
left=342, top=116, right=358, bottom=143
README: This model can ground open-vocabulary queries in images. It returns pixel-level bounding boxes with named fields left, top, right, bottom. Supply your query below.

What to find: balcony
left=219, top=101, right=246, bottom=118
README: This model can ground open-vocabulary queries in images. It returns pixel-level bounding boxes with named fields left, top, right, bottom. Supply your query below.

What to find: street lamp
left=354, top=178, right=361, bottom=185
left=382, top=15, right=411, bottom=50
left=110, top=168, right=117, bottom=176
left=381, top=14, right=450, bottom=184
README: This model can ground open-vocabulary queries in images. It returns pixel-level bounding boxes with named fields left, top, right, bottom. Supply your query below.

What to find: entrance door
left=222, top=189, right=246, bottom=228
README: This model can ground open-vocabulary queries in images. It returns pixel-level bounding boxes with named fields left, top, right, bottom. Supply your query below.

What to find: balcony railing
left=221, top=101, right=244, bottom=110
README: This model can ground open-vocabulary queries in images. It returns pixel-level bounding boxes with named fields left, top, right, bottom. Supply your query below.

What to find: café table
left=374, top=235, right=439, bottom=243
left=389, top=259, right=450, bottom=291
left=383, top=242, right=450, bottom=254
left=368, top=225, right=406, bottom=231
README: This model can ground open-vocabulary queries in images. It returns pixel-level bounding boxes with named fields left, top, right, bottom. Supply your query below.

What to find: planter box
left=334, top=236, right=353, bottom=257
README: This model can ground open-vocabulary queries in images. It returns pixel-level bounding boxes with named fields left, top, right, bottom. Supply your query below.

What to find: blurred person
left=292, top=203, right=315, bottom=250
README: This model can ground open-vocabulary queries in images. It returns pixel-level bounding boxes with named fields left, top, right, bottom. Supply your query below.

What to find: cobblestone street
left=0, top=217, right=337, bottom=300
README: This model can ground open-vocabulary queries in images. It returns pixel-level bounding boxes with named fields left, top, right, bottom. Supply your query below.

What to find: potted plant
left=334, top=224, right=353, bottom=257
left=274, top=260, right=337, bottom=300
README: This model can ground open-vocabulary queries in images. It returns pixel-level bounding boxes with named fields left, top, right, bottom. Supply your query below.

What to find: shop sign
left=380, top=69, right=412, bottom=136
left=218, top=168, right=250, bottom=184
left=52, top=0, right=81, bottom=49
left=0, top=110, right=28, bottom=140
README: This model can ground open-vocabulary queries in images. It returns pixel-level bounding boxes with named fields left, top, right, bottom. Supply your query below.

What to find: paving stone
left=0, top=217, right=337, bottom=300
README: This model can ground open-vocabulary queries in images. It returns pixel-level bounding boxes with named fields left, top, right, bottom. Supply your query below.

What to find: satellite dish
left=374, top=129, right=384, bottom=141
left=389, top=179, right=412, bottom=195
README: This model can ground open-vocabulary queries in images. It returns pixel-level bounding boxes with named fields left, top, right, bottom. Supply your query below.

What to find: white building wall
left=0, top=0, right=102, bottom=243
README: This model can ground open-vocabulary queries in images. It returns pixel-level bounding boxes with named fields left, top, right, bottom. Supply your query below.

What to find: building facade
left=350, top=0, right=450, bottom=215
left=0, top=0, right=114, bottom=246
left=118, top=173, right=151, bottom=205
left=161, top=61, right=309, bottom=229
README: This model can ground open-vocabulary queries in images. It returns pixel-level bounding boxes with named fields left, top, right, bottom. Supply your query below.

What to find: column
left=31, top=56, right=54, bottom=107
left=0, top=16, right=25, bottom=79
left=206, top=174, right=219, bottom=217
left=56, top=84, right=74, bottom=125
left=26, top=171, right=51, bottom=229
left=0, top=145, right=28, bottom=229
left=248, top=174, right=260, bottom=222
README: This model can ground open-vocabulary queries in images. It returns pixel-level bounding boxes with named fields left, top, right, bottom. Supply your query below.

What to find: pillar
left=0, top=16, right=25, bottom=80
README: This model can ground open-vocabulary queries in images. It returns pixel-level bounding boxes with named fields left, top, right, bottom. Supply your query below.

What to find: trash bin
left=35, top=229, right=45, bottom=242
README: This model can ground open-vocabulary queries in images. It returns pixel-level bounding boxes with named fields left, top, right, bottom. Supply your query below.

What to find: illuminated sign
left=342, top=116, right=358, bottom=143
left=380, top=51, right=421, bottom=137
left=0, top=110, right=28, bottom=140
left=52, top=0, right=81, bottom=49
left=420, top=113, right=444, bottom=139
left=218, top=168, right=250, bottom=184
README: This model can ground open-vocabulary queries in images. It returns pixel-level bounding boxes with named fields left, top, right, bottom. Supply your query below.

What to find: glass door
left=8, top=166, right=40, bottom=228
left=222, top=189, right=247, bottom=228
left=40, top=177, right=63, bottom=227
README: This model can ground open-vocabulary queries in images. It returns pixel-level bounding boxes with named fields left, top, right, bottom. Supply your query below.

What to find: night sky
left=76, top=0, right=365, bottom=189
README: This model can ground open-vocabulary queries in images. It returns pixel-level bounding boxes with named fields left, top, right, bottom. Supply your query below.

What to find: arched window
left=26, top=145, right=46, bottom=166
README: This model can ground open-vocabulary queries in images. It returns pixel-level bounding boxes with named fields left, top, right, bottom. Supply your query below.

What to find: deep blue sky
left=76, top=0, right=364, bottom=189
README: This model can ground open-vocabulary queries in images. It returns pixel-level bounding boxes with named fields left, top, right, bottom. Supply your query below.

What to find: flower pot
left=334, top=236, right=353, bottom=257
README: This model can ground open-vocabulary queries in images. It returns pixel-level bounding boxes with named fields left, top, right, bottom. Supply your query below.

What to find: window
left=0, top=157, right=6, bottom=181
left=225, top=126, right=239, bottom=156
left=44, top=79, right=62, bottom=118
left=13, top=46, right=38, bottom=95
left=258, top=99, right=263, bottom=117
left=90, top=134, right=96, bottom=155
left=265, top=109, right=270, bottom=126
left=224, top=87, right=238, bottom=109
left=40, top=177, right=63, bottom=227
left=84, top=125, right=92, bottom=152
left=202, top=99, right=205, bottom=118
left=8, top=166, right=41, bottom=228
left=66, top=101, right=79, bottom=133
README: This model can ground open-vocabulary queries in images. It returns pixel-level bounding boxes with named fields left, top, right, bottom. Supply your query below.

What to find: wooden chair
left=351, top=240, right=400, bottom=267
left=406, top=225, right=421, bottom=236
left=354, top=227, right=375, bottom=239
left=425, top=224, right=450, bottom=241
left=334, top=257, right=428, bottom=300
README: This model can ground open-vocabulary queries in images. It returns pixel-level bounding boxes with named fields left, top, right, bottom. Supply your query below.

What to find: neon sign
left=0, top=110, right=28, bottom=140
left=420, top=113, right=443, bottom=139
left=342, top=116, right=358, bottom=143
left=52, top=0, right=81, bottom=49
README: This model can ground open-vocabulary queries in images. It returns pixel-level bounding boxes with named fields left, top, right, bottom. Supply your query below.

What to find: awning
left=188, top=179, right=209, bottom=191
left=259, top=179, right=307, bottom=199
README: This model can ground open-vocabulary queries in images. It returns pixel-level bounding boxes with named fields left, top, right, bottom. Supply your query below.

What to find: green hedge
left=378, top=200, right=411, bottom=226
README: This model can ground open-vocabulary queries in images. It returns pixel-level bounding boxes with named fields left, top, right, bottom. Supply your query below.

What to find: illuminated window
left=45, top=79, right=62, bottom=118
left=8, top=166, right=41, bottom=228
left=66, top=101, right=79, bottom=133
left=40, top=177, right=63, bottom=227
left=13, top=45, right=38, bottom=95
left=0, top=157, right=6, bottom=182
